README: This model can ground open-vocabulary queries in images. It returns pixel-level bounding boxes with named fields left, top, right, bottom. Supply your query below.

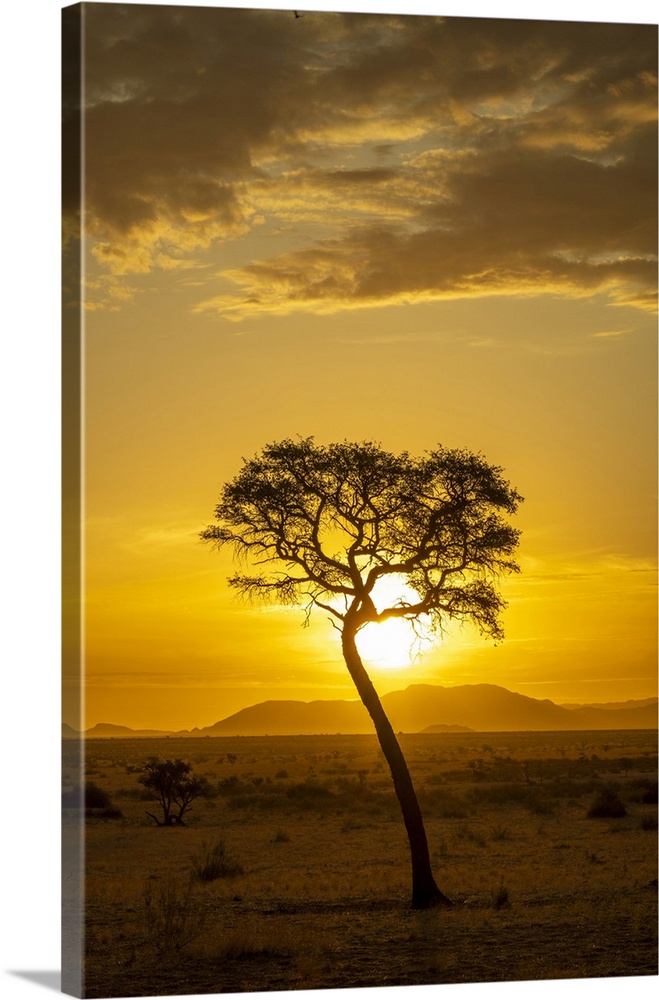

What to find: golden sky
left=63, top=2, right=657, bottom=731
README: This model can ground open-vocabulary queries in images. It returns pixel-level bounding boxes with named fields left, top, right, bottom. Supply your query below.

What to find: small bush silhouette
left=490, top=884, right=510, bottom=909
left=625, top=780, right=657, bottom=804
left=587, top=786, right=627, bottom=819
left=641, top=782, right=658, bottom=804
left=191, top=840, right=243, bottom=881
left=286, top=781, right=334, bottom=802
left=218, top=775, right=244, bottom=796
left=272, top=829, right=290, bottom=843
left=142, top=876, right=206, bottom=954
left=85, top=782, right=112, bottom=809
left=62, top=782, right=122, bottom=818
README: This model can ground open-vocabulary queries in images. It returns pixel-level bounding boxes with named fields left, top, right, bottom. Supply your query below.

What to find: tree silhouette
left=201, top=438, right=522, bottom=907
left=140, top=758, right=210, bottom=827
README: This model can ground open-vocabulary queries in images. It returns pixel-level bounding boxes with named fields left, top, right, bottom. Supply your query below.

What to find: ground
left=62, top=730, right=658, bottom=997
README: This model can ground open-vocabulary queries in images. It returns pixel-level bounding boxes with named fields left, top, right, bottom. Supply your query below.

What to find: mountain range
left=63, top=683, right=658, bottom=737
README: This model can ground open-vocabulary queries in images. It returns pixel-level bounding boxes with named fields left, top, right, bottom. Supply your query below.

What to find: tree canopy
left=139, top=758, right=210, bottom=827
left=201, top=437, right=522, bottom=641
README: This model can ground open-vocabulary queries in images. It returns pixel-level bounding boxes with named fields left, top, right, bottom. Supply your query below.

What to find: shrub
left=218, top=775, right=244, bottom=796
left=142, top=876, right=206, bottom=955
left=62, top=782, right=122, bottom=818
left=490, top=884, right=510, bottom=909
left=587, top=786, right=627, bottom=819
left=190, top=840, right=244, bottom=881
left=272, top=829, right=290, bottom=843
left=641, top=782, right=658, bottom=805
left=286, top=781, right=335, bottom=807
left=640, top=815, right=658, bottom=831
left=85, top=782, right=112, bottom=809
left=625, top=780, right=658, bottom=804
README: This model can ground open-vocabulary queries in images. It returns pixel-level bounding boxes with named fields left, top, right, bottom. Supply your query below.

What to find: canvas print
left=62, top=2, right=658, bottom=997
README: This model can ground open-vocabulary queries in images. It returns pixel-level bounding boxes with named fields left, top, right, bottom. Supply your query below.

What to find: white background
left=1, top=1, right=656, bottom=999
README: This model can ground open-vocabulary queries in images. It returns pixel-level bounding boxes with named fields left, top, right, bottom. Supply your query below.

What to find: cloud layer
left=67, top=6, right=657, bottom=314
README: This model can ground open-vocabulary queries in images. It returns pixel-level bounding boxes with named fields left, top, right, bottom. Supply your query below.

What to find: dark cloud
left=68, top=5, right=657, bottom=311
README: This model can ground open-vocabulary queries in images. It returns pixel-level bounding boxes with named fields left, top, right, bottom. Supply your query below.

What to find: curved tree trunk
left=341, top=624, right=452, bottom=909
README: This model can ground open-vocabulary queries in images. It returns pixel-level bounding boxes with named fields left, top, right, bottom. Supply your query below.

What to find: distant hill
left=560, top=698, right=658, bottom=711
left=196, top=683, right=657, bottom=736
left=199, top=699, right=370, bottom=736
left=87, top=723, right=138, bottom=736
left=68, top=683, right=658, bottom=737
left=379, top=684, right=658, bottom=734
left=420, top=723, right=474, bottom=733
left=82, top=722, right=176, bottom=738
left=62, top=723, right=79, bottom=738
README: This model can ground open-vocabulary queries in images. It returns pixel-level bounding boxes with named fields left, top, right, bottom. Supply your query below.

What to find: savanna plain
left=63, top=730, right=658, bottom=997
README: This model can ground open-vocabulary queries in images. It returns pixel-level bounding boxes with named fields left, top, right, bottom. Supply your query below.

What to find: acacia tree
left=140, top=758, right=210, bottom=827
left=201, top=438, right=522, bottom=908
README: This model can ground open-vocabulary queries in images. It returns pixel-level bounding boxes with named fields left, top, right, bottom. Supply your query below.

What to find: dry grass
left=63, top=730, right=658, bottom=997
left=190, top=839, right=244, bottom=881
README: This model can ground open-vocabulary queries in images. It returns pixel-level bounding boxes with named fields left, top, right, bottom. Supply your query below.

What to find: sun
left=357, top=617, right=420, bottom=670
left=355, top=574, right=435, bottom=670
